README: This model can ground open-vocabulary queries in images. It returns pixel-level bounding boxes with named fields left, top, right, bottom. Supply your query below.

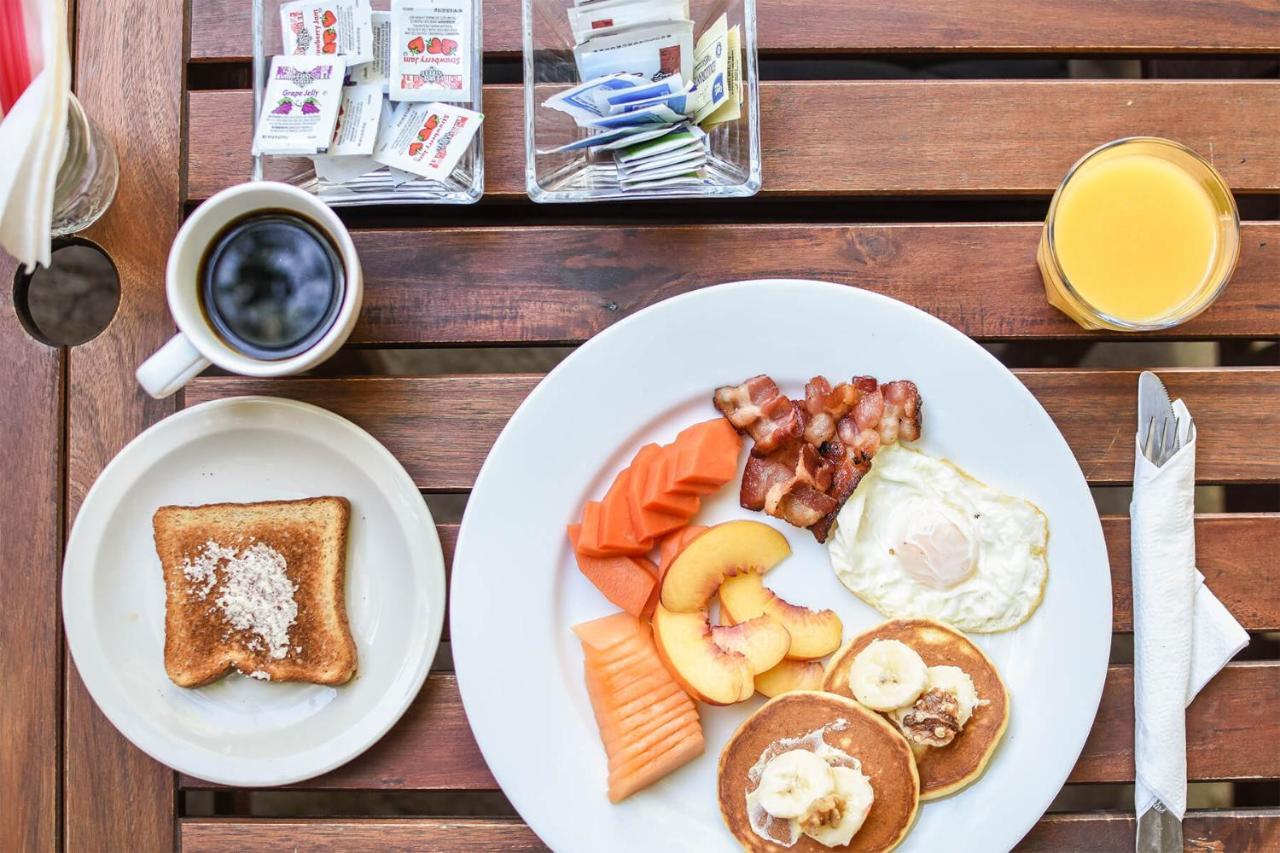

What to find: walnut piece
left=899, top=688, right=962, bottom=747
left=798, top=793, right=846, bottom=835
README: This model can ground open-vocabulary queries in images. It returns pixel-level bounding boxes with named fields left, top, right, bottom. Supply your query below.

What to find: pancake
left=823, top=619, right=1009, bottom=800
left=718, top=692, right=919, bottom=852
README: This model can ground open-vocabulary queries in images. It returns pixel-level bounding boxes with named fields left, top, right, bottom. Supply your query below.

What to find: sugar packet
left=280, top=0, right=374, bottom=63
left=613, top=124, right=705, bottom=163
left=373, top=101, right=483, bottom=179
left=601, top=74, right=684, bottom=108
left=391, top=0, right=474, bottom=102
left=532, top=118, right=670, bottom=153
left=619, top=172, right=705, bottom=190
left=574, top=20, right=694, bottom=84
left=699, top=24, right=741, bottom=126
left=584, top=102, right=685, bottom=130
left=690, top=13, right=730, bottom=123
left=252, top=56, right=348, bottom=155
left=345, top=10, right=392, bottom=90
left=617, top=146, right=705, bottom=177
left=593, top=121, right=687, bottom=150
left=568, top=0, right=689, bottom=43
left=543, top=73, right=646, bottom=124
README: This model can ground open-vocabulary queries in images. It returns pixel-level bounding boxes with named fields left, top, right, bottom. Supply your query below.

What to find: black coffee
left=199, top=211, right=344, bottom=360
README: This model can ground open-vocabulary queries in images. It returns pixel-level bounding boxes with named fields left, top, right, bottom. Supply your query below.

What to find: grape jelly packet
left=252, top=56, right=348, bottom=156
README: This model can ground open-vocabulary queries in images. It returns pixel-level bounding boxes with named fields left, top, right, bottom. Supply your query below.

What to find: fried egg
left=828, top=444, right=1048, bottom=632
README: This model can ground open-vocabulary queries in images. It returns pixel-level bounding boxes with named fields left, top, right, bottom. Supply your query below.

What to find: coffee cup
left=136, top=181, right=363, bottom=399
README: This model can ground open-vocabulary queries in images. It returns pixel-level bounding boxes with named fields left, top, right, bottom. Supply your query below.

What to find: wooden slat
left=1105, top=514, right=1280, bottom=632
left=1018, top=810, right=1280, bottom=851
left=65, top=0, right=185, bottom=846
left=146, top=222, right=1280, bottom=344
left=182, top=818, right=545, bottom=851
left=188, top=0, right=1280, bottom=61
left=186, top=81, right=1280, bottom=201
left=181, top=674, right=496, bottom=790
left=184, top=369, right=1280, bottom=487
left=180, top=663, right=1279, bottom=790
left=179, top=811, right=1280, bottom=852
left=1071, top=663, right=1280, bottom=783
left=0, top=257, right=64, bottom=851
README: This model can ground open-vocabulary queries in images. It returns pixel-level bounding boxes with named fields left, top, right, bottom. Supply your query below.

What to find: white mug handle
left=135, top=333, right=210, bottom=399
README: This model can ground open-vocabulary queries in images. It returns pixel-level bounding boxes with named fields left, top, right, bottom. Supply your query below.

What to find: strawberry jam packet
left=252, top=56, right=348, bottom=156
left=280, top=0, right=374, bottom=64
left=372, top=101, right=483, bottom=180
left=390, top=0, right=473, bottom=102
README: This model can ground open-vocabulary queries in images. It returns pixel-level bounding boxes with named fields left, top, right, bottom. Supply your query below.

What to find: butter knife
left=1134, top=370, right=1184, bottom=853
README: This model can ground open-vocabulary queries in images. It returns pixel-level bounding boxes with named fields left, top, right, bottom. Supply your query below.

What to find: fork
left=1141, top=413, right=1182, bottom=467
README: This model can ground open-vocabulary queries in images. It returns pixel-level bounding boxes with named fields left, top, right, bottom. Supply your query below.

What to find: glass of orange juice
left=1038, top=137, right=1240, bottom=331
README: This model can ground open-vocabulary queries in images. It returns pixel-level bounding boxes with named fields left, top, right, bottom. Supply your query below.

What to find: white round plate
left=63, top=396, right=445, bottom=787
left=452, top=281, right=1111, bottom=852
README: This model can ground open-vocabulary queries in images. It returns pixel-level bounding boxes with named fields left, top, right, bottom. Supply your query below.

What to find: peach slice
left=710, top=616, right=791, bottom=674
left=754, top=659, right=826, bottom=698
left=659, top=520, right=790, bottom=613
left=651, top=604, right=755, bottom=705
left=719, top=571, right=843, bottom=660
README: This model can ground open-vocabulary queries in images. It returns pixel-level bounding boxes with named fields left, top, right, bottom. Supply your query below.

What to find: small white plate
left=62, top=396, right=445, bottom=787
left=452, top=280, right=1111, bottom=852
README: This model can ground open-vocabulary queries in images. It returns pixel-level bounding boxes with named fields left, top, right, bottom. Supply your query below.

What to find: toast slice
left=153, top=497, right=356, bottom=688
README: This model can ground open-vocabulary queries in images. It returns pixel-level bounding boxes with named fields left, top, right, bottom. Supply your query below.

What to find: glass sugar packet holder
left=251, top=0, right=484, bottom=205
left=523, top=0, right=761, bottom=202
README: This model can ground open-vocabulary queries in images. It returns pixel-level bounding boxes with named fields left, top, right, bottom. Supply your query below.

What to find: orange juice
left=1039, top=138, right=1239, bottom=330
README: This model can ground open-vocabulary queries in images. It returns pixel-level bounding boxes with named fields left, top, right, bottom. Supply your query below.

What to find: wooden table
left=2, top=0, right=1278, bottom=849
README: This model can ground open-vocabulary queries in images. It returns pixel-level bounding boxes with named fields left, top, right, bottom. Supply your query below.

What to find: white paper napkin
left=1131, top=398, right=1248, bottom=820
left=0, top=0, right=70, bottom=271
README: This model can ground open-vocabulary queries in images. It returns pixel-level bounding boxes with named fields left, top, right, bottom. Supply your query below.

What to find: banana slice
left=754, top=749, right=835, bottom=819
left=799, top=765, right=876, bottom=848
left=925, top=665, right=979, bottom=725
left=847, top=639, right=928, bottom=711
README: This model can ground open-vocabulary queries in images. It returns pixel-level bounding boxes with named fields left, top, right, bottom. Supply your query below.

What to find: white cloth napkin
left=0, top=0, right=70, bottom=271
left=1131, top=398, right=1248, bottom=820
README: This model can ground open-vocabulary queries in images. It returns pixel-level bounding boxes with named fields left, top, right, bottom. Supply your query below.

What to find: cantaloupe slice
left=642, top=447, right=701, bottom=517
left=599, top=469, right=654, bottom=555
left=607, top=711, right=701, bottom=771
left=670, top=418, right=741, bottom=492
left=656, top=525, right=708, bottom=581
left=568, top=526, right=656, bottom=617
left=574, top=612, right=705, bottom=803
left=626, top=445, right=689, bottom=541
left=608, top=729, right=705, bottom=804
left=601, top=692, right=695, bottom=748
left=609, top=719, right=703, bottom=779
left=572, top=609, right=646, bottom=654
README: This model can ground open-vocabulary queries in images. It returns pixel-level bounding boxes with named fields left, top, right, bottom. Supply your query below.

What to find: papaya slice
left=568, top=526, right=656, bottom=617
left=642, top=446, right=701, bottom=517
left=671, top=418, right=741, bottom=492
left=599, top=469, right=653, bottom=555
left=626, top=445, right=689, bottom=540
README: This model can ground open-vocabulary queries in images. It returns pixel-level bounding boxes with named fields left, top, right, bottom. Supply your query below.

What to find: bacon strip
left=713, top=375, right=803, bottom=453
left=740, top=443, right=837, bottom=529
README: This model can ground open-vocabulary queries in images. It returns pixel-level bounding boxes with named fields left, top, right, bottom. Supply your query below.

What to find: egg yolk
left=896, top=516, right=976, bottom=590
